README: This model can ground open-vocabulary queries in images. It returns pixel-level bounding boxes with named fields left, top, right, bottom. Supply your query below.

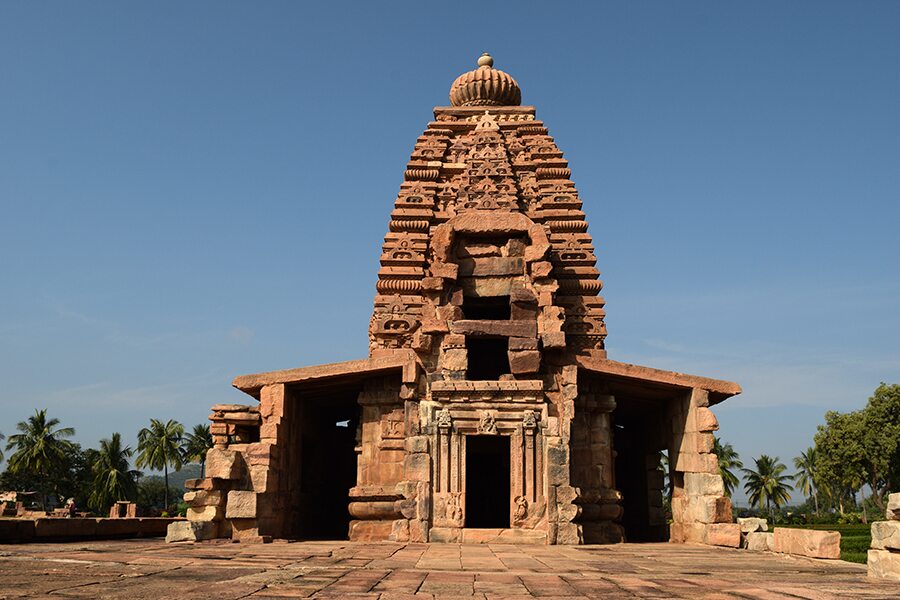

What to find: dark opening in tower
left=466, top=337, right=511, bottom=380
left=462, top=295, right=511, bottom=320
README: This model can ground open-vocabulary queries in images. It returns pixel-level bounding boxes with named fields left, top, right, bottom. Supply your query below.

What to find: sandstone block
left=675, top=452, right=719, bottom=474
left=405, top=435, right=429, bottom=454
left=250, top=466, right=273, bottom=493
left=205, top=448, right=241, bottom=480
left=548, top=464, right=568, bottom=486
left=409, top=518, right=428, bottom=543
left=428, top=526, right=460, bottom=543
left=556, top=485, right=579, bottom=504
left=677, top=432, right=715, bottom=455
left=670, top=497, right=687, bottom=523
left=166, top=520, right=218, bottom=543
left=508, top=336, right=538, bottom=350
left=693, top=407, right=719, bottom=432
left=887, top=492, right=900, bottom=521
left=556, top=522, right=582, bottom=545
left=691, top=496, right=733, bottom=524
left=187, top=505, right=223, bottom=522
left=399, top=498, right=417, bottom=519
left=183, top=490, right=224, bottom=507
left=389, top=519, right=410, bottom=542
left=868, top=549, right=900, bottom=581
left=226, top=491, right=257, bottom=519
left=508, top=350, right=541, bottom=374
left=737, top=517, right=768, bottom=533
left=684, top=472, right=726, bottom=497
left=871, top=520, right=900, bottom=550
left=450, top=319, right=537, bottom=338
left=440, top=348, right=467, bottom=371
left=773, top=527, right=840, bottom=559
left=557, top=502, right=580, bottom=523
left=682, top=522, right=706, bottom=544
left=541, top=331, right=566, bottom=348
left=404, top=453, right=431, bottom=482
left=416, top=482, right=431, bottom=520
left=184, top=478, right=225, bottom=491
left=746, top=531, right=774, bottom=551
left=705, top=523, right=740, bottom=547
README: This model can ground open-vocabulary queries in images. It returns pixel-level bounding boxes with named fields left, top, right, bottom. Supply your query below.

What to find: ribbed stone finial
left=449, top=53, right=521, bottom=107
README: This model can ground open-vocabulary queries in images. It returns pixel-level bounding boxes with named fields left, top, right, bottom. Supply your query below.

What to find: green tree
left=88, top=433, right=141, bottom=514
left=136, top=419, right=184, bottom=510
left=4, top=409, right=75, bottom=510
left=814, top=410, right=866, bottom=515
left=742, top=455, right=794, bottom=518
left=793, top=446, right=819, bottom=516
left=0, top=431, right=4, bottom=463
left=859, top=383, right=900, bottom=510
left=181, top=424, right=213, bottom=478
left=713, top=437, right=743, bottom=498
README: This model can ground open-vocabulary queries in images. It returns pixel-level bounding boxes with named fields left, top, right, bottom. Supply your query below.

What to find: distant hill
left=137, top=463, right=202, bottom=490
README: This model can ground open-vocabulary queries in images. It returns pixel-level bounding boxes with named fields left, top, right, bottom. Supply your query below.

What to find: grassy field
left=774, top=523, right=871, bottom=564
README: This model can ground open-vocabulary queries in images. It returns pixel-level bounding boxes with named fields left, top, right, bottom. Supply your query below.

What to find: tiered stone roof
left=370, top=54, right=606, bottom=359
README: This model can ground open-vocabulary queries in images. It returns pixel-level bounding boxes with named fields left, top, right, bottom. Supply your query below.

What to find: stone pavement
left=0, top=539, right=895, bottom=600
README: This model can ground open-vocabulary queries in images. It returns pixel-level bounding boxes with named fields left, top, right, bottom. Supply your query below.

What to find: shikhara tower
left=179, top=54, right=742, bottom=546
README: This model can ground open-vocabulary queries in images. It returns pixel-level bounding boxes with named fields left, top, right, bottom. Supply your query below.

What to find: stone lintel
left=575, top=357, right=741, bottom=404
left=430, top=380, right=544, bottom=403
left=232, top=350, right=418, bottom=397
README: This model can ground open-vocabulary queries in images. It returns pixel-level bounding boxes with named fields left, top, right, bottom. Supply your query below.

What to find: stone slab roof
left=232, top=350, right=418, bottom=397
left=576, top=356, right=741, bottom=405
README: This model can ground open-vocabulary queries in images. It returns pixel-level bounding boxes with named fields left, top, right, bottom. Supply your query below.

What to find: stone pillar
left=546, top=365, right=581, bottom=544
left=348, top=377, right=407, bottom=542
left=668, top=387, right=739, bottom=548
left=576, top=393, right=624, bottom=544
left=868, top=492, right=900, bottom=581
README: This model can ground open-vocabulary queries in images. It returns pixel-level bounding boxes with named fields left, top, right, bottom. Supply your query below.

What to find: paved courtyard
left=0, top=539, right=894, bottom=600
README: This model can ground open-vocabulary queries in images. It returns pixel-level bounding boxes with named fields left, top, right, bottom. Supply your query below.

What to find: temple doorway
left=612, top=398, right=668, bottom=543
left=291, top=389, right=360, bottom=540
left=465, top=435, right=510, bottom=528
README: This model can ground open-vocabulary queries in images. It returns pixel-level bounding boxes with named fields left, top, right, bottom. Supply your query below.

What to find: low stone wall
left=868, top=492, right=900, bottom=581
left=773, top=527, right=840, bottom=559
left=0, top=517, right=182, bottom=543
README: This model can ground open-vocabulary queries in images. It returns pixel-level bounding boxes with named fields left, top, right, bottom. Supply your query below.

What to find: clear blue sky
left=1, top=2, right=898, bottom=504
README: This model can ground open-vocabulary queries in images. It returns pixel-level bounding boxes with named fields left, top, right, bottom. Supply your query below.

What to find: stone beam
left=232, top=350, right=418, bottom=396
left=575, top=356, right=741, bottom=404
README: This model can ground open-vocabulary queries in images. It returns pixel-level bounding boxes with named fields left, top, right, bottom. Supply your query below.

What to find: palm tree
left=181, top=424, right=213, bottom=478
left=136, top=419, right=184, bottom=510
left=713, top=437, right=743, bottom=498
left=742, top=455, right=794, bottom=519
left=5, top=409, right=75, bottom=510
left=88, top=433, right=141, bottom=514
left=0, top=431, right=4, bottom=463
left=793, top=447, right=819, bottom=517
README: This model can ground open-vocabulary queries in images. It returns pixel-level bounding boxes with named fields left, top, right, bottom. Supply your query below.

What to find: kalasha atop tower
left=175, top=55, right=742, bottom=547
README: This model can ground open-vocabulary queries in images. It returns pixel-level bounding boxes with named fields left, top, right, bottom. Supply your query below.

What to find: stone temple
left=176, top=54, right=742, bottom=546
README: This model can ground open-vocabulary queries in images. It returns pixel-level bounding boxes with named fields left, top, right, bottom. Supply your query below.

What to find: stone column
left=578, top=393, right=624, bottom=544
left=668, top=387, right=739, bottom=548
